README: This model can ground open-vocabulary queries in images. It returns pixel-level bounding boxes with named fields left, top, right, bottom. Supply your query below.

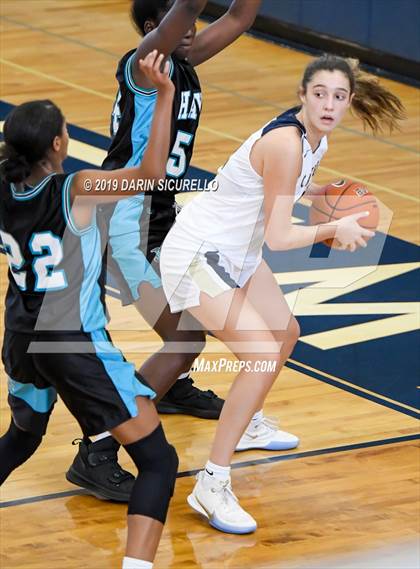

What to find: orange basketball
left=309, top=180, right=379, bottom=247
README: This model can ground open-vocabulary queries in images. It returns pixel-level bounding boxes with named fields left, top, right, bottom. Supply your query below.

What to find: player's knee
left=9, top=420, right=43, bottom=455
left=124, top=423, right=178, bottom=478
left=272, top=316, right=300, bottom=356
left=288, top=316, right=300, bottom=346
left=278, top=317, right=300, bottom=361
left=166, top=329, right=205, bottom=352
left=186, top=331, right=206, bottom=360
left=123, top=424, right=178, bottom=523
left=158, top=441, right=178, bottom=499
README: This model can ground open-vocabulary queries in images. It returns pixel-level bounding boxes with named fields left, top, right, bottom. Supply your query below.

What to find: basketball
left=309, top=179, right=379, bottom=247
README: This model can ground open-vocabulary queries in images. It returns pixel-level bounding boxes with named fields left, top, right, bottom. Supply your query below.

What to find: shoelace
left=205, top=476, right=239, bottom=507
left=222, top=482, right=239, bottom=505
left=247, top=416, right=278, bottom=438
left=260, top=416, right=278, bottom=432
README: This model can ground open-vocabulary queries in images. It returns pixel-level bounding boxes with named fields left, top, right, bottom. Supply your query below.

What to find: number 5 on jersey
left=166, top=131, right=194, bottom=178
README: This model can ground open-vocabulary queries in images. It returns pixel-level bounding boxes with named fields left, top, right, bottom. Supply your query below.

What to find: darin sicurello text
left=120, top=178, right=219, bottom=192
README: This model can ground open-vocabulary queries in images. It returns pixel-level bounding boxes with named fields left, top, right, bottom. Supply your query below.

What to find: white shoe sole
left=187, top=492, right=257, bottom=534
left=235, top=436, right=300, bottom=452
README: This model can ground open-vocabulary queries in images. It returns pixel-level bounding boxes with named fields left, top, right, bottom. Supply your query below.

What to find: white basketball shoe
left=187, top=471, right=257, bottom=534
left=235, top=416, right=299, bottom=452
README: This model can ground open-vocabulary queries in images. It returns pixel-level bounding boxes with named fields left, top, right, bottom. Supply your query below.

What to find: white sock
left=91, top=431, right=111, bottom=443
left=204, top=460, right=231, bottom=482
left=249, top=409, right=263, bottom=428
left=177, top=371, right=190, bottom=380
left=122, top=557, right=153, bottom=569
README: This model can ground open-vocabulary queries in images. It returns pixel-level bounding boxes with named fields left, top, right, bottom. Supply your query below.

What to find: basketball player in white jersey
left=160, top=54, right=404, bottom=533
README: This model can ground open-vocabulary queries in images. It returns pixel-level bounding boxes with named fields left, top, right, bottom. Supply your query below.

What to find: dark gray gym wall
left=204, top=0, right=420, bottom=80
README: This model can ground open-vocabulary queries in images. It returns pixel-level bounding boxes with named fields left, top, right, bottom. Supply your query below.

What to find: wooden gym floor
left=0, top=1, right=419, bottom=568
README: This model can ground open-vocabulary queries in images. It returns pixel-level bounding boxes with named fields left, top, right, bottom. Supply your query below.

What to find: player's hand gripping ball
left=309, top=180, right=379, bottom=248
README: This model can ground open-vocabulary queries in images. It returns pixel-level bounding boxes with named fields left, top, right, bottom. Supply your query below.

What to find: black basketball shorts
left=2, top=329, right=155, bottom=437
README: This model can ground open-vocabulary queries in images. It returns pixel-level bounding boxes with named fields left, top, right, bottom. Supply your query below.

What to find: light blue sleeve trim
left=124, top=52, right=174, bottom=97
left=62, top=173, right=95, bottom=236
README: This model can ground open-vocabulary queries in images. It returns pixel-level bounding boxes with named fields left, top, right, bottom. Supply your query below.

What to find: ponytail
left=347, top=59, right=405, bottom=133
left=0, top=145, right=31, bottom=184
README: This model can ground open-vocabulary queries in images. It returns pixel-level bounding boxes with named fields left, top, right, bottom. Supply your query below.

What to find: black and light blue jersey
left=0, top=173, right=107, bottom=334
left=103, top=49, right=202, bottom=190
left=96, top=50, right=202, bottom=303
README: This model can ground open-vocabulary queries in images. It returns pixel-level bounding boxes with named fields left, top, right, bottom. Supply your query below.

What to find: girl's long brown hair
left=301, top=54, right=405, bottom=133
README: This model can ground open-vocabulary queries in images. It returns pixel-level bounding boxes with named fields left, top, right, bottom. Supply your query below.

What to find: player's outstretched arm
left=72, top=51, right=174, bottom=204
left=188, top=0, right=262, bottom=67
left=132, top=52, right=174, bottom=182
left=132, top=0, right=208, bottom=88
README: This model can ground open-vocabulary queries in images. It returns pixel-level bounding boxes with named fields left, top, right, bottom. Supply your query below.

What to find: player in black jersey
left=0, top=52, right=180, bottom=569
left=67, top=0, right=266, bottom=503
left=102, top=0, right=264, bottom=414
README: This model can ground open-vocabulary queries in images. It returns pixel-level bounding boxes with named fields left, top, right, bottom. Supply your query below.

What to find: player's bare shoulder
left=251, top=125, right=301, bottom=176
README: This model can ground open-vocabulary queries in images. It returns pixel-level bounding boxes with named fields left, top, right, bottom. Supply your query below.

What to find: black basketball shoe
left=156, top=376, right=224, bottom=419
left=66, top=436, right=134, bottom=502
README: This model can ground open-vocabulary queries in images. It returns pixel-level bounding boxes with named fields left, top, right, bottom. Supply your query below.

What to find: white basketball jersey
left=176, top=107, right=328, bottom=270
